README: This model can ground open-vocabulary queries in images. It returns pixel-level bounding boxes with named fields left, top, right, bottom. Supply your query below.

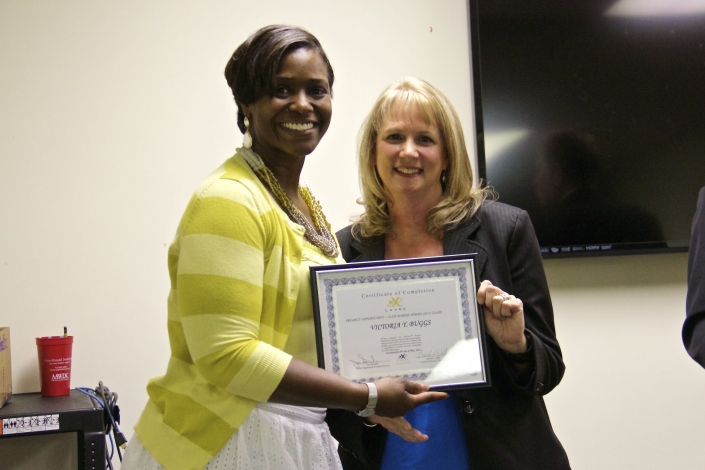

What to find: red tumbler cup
left=36, top=336, right=73, bottom=396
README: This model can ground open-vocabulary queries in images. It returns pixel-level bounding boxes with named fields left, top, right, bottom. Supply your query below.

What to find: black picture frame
left=310, top=254, right=491, bottom=391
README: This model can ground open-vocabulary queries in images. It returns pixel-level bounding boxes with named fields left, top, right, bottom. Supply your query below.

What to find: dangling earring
left=441, top=170, right=448, bottom=186
left=243, top=117, right=252, bottom=149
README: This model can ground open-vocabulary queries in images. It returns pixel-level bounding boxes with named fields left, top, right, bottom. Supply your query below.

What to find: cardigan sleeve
left=175, top=178, right=292, bottom=402
left=501, top=209, right=565, bottom=395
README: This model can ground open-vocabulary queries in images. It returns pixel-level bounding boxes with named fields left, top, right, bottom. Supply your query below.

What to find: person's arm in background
left=683, top=187, right=705, bottom=368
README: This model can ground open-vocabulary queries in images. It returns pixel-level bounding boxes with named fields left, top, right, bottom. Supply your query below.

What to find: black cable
left=77, top=382, right=127, bottom=469
left=76, top=387, right=115, bottom=461
left=96, top=381, right=127, bottom=461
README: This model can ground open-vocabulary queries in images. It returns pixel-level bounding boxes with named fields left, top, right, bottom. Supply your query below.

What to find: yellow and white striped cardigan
left=134, top=149, right=322, bottom=470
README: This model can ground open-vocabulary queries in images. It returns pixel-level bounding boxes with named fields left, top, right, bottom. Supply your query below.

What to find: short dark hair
left=224, top=25, right=334, bottom=133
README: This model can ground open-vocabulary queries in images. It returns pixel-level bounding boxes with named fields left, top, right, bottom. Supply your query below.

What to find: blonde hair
left=353, top=77, right=488, bottom=239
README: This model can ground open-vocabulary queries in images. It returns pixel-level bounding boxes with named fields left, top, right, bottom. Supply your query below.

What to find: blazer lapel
left=348, top=234, right=385, bottom=262
left=348, top=216, right=489, bottom=278
left=443, top=216, right=489, bottom=280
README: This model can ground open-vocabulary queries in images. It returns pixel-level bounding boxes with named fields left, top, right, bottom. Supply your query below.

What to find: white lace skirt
left=121, top=403, right=342, bottom=470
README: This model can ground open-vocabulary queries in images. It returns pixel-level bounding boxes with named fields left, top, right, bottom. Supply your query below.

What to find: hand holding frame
left=477, top=280, right=527, bottom=354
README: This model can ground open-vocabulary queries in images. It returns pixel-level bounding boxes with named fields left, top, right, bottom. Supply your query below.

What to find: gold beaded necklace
left=241, top=148, right=339, bottom=258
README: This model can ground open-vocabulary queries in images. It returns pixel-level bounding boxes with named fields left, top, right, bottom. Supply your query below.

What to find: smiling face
left=374, top=105, right=448, bottom=204
left=242, top=47, right=332, bottom=165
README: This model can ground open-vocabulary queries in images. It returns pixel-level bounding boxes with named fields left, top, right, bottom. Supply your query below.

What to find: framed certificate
left=310, top=254, right=490, bottom=391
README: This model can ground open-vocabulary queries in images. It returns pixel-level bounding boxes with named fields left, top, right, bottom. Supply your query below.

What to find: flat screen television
left=469, top=0, right=705, bottom=258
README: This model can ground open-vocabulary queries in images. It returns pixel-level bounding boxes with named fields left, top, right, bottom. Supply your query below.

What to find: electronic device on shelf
left=0, top=390, right=106, bottom=470
left=0, top=383, right=124, bottom=470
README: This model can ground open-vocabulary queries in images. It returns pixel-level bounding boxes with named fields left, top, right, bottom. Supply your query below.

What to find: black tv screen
left=470, top=0, right=705, bottom=257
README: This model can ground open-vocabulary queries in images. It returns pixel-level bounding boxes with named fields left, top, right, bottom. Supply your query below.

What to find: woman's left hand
left=477, top=280, right=527, bottom=354
left=367, top=415, right=428, bottom=443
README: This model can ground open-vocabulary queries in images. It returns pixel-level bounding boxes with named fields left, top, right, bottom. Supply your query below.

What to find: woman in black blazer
left=683, top=187, right=705, bottom=368
left=326, top=78, right=570, bottom=469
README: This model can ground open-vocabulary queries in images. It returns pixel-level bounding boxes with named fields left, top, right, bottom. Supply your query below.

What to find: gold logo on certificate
left=387, top=297, right=402, bottom=308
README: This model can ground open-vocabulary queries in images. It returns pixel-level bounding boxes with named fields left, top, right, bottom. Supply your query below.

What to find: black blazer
left=326, top=200, right=571, bottom=470
left=683, top=187, right=705, bottom=368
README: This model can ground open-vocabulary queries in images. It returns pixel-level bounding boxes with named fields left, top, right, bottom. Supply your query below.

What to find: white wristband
left=355, top=382, right=378, bottom=417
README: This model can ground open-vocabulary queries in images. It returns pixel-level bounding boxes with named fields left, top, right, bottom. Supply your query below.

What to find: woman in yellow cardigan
left=121, top=25, right=446, bottom=470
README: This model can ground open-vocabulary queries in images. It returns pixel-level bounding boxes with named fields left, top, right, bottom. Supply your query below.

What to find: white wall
left=0, top=1, right=702, bottom=469
left=543, top=253, right=704, bottom=469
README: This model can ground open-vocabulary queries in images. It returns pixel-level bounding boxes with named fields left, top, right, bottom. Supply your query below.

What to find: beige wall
left=543, top=253, right=704, bottom=469
left=0, top=1, right=702, bottom=469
